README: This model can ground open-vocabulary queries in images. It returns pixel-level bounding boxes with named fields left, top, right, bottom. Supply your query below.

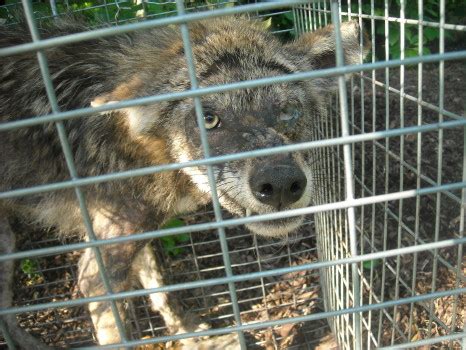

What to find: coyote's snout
left=250, top=158, right=307, bottom=209
left=0, top=16, right=368, bottom=349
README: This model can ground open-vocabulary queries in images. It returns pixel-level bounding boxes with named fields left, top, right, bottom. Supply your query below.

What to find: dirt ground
left=1, top=60, right=464, bottom=349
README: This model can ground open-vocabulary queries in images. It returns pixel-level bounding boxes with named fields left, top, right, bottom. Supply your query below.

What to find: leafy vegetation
left=362, top=258, right=381, bottom=270
left=0, top=0, right=234, bottom=25
left=160, top=218, right=190, bottom=256
left=267, top=10, right=295, bottom=40
left=343, top=0, right=465, bottom=59
left=20, top=258, right=43, bottom=285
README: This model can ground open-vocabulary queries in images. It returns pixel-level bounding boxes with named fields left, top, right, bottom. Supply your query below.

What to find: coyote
left=0, top=16, right=367, bottom=349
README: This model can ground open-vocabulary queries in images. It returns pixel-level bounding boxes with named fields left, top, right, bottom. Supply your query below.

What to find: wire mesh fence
left=293, top=2, right=465, bottom=349
left=0, top=0, right=465, bottom=349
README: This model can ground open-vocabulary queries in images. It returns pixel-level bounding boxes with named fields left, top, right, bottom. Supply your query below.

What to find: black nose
left=249, top=162, right=307, bottom=210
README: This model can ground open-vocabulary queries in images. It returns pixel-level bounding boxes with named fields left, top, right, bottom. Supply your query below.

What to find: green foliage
left=362, top=259, right=382, bottom=270
left=345, top=0, right=465, bottom=60
left=63, top=1, right=177, bottom=25
left=20, top=258, right=43, bottom=285
left=160, top=218, right=190, bottom=257
left=269, top=10, right=295, bottom=40
left=20, top=258, right=39, bottom=276
left=0, top=0, right=234, bottom=26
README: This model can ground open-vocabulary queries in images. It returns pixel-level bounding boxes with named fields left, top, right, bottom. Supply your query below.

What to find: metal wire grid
left=0, top=0, right=238, bottom=25
left=2, top=210, right=323, bottom=348
left=0, top=1, right=325, bottom=348
left=0, top=0, right=294, bottom=36
left=294, top=1, right=465, bottom=349
left=0, top=0, right=465, bottom=349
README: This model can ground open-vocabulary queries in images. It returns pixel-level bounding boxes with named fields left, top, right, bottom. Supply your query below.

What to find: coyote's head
left=92, top=18, right=368, bottom=237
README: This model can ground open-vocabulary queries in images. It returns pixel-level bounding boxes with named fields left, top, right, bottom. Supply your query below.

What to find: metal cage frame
left=0, top=0, right=465, bottom=349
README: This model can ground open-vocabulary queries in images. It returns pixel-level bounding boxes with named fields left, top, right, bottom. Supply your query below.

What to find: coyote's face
left=170, top=82, right=315, bottom=237
left=93, top=19, right=367, bottom=237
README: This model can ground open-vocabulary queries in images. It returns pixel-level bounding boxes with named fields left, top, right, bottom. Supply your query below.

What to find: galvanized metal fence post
left=330, top=1, right=362, bottom=348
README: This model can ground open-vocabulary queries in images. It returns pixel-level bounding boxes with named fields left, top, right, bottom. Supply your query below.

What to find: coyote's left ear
left=286, top=20, right=369, bottom=92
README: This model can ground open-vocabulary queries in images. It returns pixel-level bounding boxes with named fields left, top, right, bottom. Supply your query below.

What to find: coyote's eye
left=279, top=103, right=301, bottom=123
left=204, top=114, right=221, bottom=129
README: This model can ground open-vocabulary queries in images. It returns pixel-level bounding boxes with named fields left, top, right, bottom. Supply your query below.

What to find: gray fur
left=0, top=17, right=368, bottom=348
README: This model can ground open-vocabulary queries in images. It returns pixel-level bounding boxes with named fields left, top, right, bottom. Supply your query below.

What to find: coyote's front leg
left=133, top=245, right=241, bottom=349
left=77, top=209, right=145, bottom=346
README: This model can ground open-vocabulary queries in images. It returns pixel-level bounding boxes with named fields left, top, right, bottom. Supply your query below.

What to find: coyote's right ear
left=286, top=21, right=369, bottom=92
left=91, top=77, right=157, bottom=136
